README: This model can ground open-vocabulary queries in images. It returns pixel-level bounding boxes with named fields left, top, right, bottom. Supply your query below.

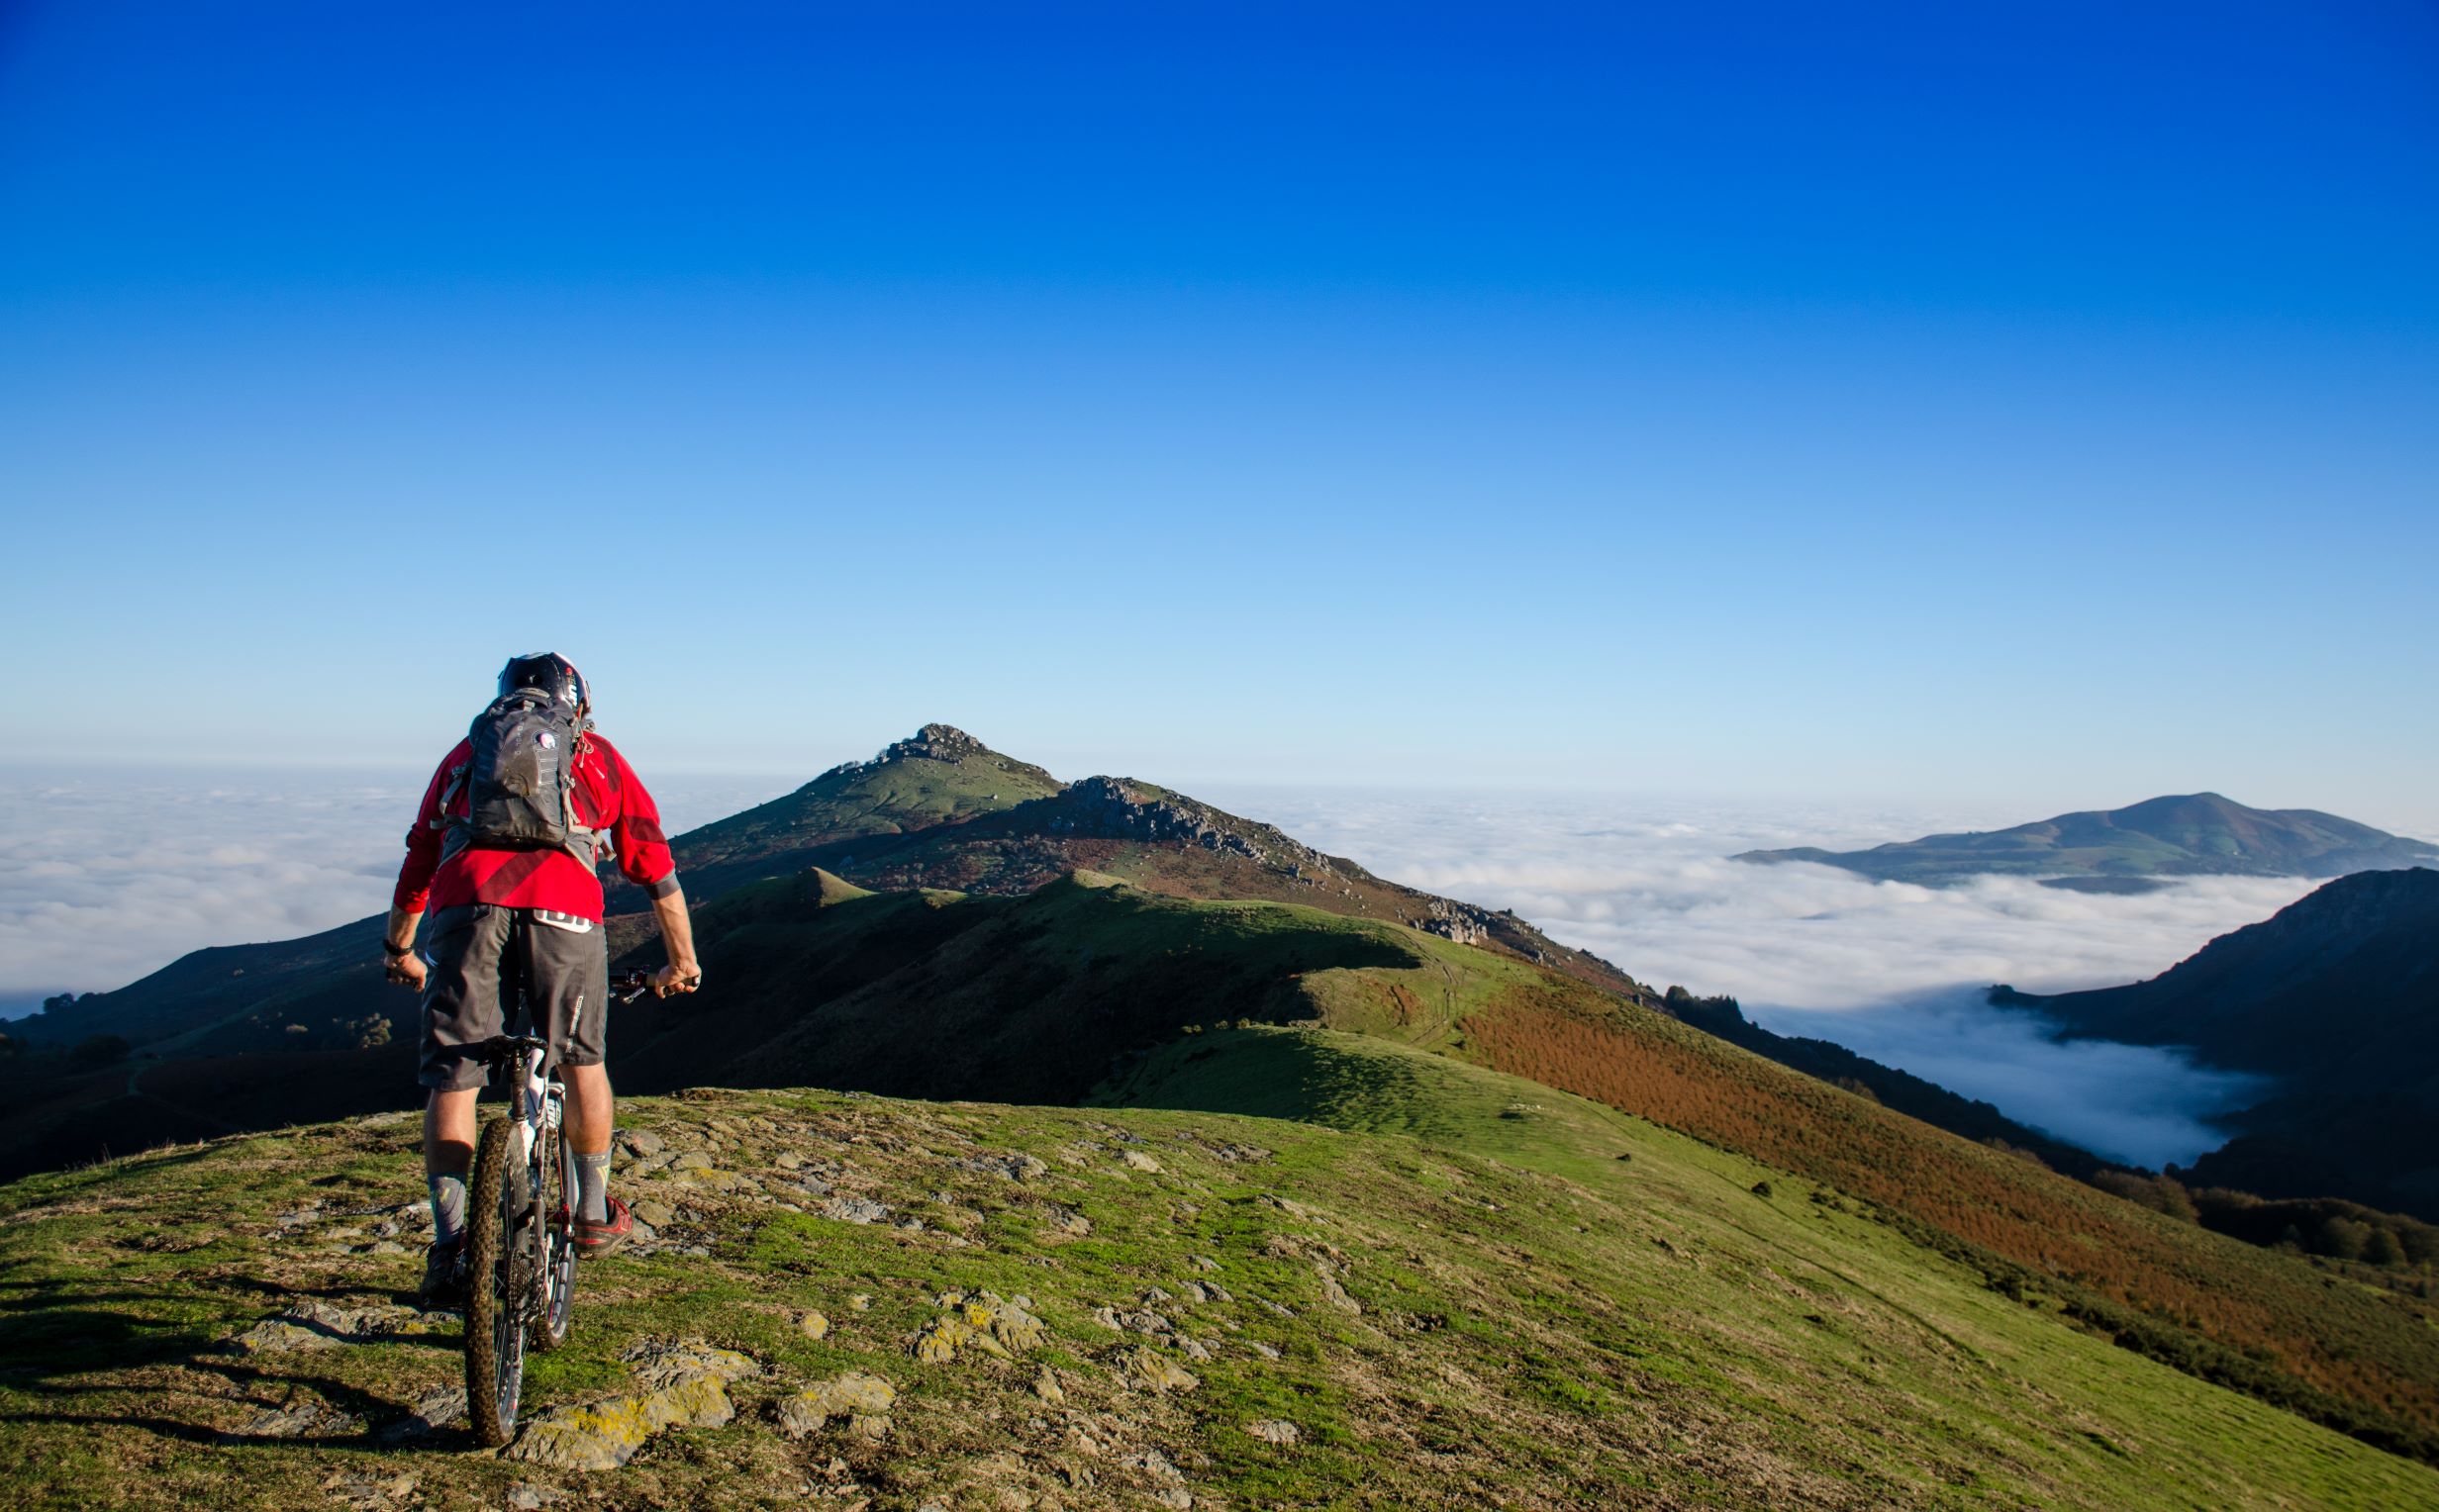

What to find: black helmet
left=498, top=652, right=590, bottom=712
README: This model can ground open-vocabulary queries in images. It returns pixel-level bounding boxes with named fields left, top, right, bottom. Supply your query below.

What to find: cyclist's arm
left=649, top=885, right=702, bottom=995
left=385, top=750, right=456, bottom=989
left=592, top=736, right=698, bottom=995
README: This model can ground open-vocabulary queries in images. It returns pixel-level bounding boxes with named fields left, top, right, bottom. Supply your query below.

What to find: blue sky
left=4, top=2, right=2434, bottom=818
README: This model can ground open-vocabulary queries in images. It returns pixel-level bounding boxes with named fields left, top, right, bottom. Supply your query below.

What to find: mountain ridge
left=1736, top=791, right=2438, bottom=888
left=1993, top=866, right=2439, bottom=1218
left=643, top=724, right=1641, bottom=994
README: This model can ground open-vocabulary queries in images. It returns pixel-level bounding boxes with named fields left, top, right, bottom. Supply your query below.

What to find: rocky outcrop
left=1035, top=777, right=1337, bottom=876
left=1413, top=898, right=1495, bottom=946
left=774, top=1371, right=898, bottom=1439
left=504, top=1340, right=760, bottom=1470
left=810, top=722, right=1055, bottom=788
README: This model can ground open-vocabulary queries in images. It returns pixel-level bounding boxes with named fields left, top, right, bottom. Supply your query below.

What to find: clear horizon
left=4, top=3, right=2434, bottom=815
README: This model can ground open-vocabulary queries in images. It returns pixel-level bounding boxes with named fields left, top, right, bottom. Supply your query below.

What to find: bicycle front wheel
left=532, top=1117, right=578, bottom=1352
left=463, top=1117, right=529, bottom=1447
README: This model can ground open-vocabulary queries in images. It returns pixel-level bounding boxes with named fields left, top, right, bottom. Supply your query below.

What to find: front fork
left=505, top=1053, right=563, bottom=1316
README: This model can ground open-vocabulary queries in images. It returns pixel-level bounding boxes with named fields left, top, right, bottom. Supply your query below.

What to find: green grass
left=1, top=1044, right=2431, bottom=1510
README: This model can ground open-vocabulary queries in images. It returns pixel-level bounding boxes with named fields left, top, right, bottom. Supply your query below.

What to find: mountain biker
left=382, top=653, right=702, bottom=1307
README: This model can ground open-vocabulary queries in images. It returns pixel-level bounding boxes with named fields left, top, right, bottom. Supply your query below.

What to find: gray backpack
left=445, top=690, right=600, bottom=862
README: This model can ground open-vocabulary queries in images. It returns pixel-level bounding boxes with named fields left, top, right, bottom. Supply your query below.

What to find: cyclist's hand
left=651, top=964, right=702, bottom=998
left=386, top=952, right=428, bottom=991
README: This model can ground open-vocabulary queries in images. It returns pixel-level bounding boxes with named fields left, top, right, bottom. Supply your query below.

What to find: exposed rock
left=632, top=1198, right=677, bottom=1230
left=776, top=1371, right=898, bottom=1438
left=323, top=1470, right=419, bottom=1509
left=227, top=1393, right=357, bottom=1440
left=962, top=1152, right=1051, bottom=1181
left=1101, top=1307, right=1172, bottom=1336
left=373, top=1386, right=465, bottom=1445
left=797, top=1310, right=830, bottom=1341
left=1117, top=1348, right=1201, bottom=1393
left=1244, top=1419, right=1301, bottom=1445
left=820, top=1195, right=892, bottom=1225
left=221, top=1299, right=422, bottom=1355
left=1040, top=1203, right=1093, bottom=1235
left=506, top=1339, right=758, bottom=1469
left=617, top=1129, right=664, bottom=1158
left=1038, top=775, right=1330, bottom=879
left=1120, top=1448, right=1186, bottom=1483
left=912, top=1291, right=1048, bottom=1363
left=1316, top=1263, right=1362, bottom=1314
left=1031, top=1368, right=1066, bottom=1405
left=625, top=1338, right=760, bottom=1389
left=1414, top=897, right=1496, bottom=946
left=1122, top=1151, right=1164, bottom=1174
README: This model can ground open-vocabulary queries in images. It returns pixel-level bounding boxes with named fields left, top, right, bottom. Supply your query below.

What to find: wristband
left=382, top=941, right=412, bottom=960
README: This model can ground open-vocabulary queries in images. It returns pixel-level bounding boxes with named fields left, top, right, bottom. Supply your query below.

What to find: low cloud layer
left=1210, top=786, right=2328, bottom=1167
left=0, top=765, right=793, bottom=1019
left=4, top=769, right=2363, bottom=1168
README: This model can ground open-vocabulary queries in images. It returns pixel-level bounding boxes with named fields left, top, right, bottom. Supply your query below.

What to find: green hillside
left=13, top=866, right=2438, bottom=1462
left=1736, top=792, right=2439, bottom=887
left=6, top=1049, right=2433, bottom=1509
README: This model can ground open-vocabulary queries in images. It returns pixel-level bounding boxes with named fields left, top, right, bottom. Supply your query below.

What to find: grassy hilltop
left=5, top=1039, right=2433, bottom=1511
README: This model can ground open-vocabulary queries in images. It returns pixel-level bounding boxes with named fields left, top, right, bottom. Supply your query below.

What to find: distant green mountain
left=1736, top=792, right=2438, bottom=889
left=638, top=723, right=1636, bottom=994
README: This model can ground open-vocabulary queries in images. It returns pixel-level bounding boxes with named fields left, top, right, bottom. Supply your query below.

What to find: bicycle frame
left=500, top=1032, right=576, bottom=1347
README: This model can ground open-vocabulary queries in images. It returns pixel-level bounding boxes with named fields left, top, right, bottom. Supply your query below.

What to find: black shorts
left=418, top=903, right=610, bottom=1091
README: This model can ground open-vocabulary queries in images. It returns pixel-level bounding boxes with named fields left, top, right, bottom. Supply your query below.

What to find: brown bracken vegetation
left=1452, top=990, right=2439, bottom=1463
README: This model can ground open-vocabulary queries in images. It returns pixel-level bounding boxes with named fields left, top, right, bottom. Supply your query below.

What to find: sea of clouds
left=0, top=765, right=796, bottom=1021
left=4, top=766, right=2393, bottom=1169
left=1204, top=786, right=2332, bottom=1169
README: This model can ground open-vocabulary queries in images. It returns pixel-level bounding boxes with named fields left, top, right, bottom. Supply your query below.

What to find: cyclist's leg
left=419, top=904, right=512, bottom=1281
left=524, top=912, right=616, bottom=1225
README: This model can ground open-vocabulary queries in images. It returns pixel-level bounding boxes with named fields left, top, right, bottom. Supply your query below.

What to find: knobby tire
left=463, top=1117, right=521, bottom=1448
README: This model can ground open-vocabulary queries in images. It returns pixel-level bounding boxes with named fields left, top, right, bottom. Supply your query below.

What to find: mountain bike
left=462, top=967, right=661, bottom=1447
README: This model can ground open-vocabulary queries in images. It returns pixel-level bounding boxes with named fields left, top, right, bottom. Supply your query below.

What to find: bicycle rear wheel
left=463, top=1117, right=529, bottom=1447
left=531, top=1116, right=578, bottom=1352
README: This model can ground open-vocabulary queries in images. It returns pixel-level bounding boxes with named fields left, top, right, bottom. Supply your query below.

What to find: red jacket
left=393, top=731, right=677, bottom=922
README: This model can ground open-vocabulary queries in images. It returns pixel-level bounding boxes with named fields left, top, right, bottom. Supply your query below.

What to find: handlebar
left=610, top=968, right=704, bottom=1005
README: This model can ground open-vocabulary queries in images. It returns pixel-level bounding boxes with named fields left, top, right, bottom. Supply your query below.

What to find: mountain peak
left=884, top=722, right=992, bottom=763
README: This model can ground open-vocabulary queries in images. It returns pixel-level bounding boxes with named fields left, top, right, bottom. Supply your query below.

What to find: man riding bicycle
left=384, top=653, right=702, bottom=1307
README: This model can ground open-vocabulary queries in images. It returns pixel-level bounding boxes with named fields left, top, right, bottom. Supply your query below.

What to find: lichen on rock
left=504, top=1338, right=759, bottom=1470
left=775, top=1371, right=898, bottom=1439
